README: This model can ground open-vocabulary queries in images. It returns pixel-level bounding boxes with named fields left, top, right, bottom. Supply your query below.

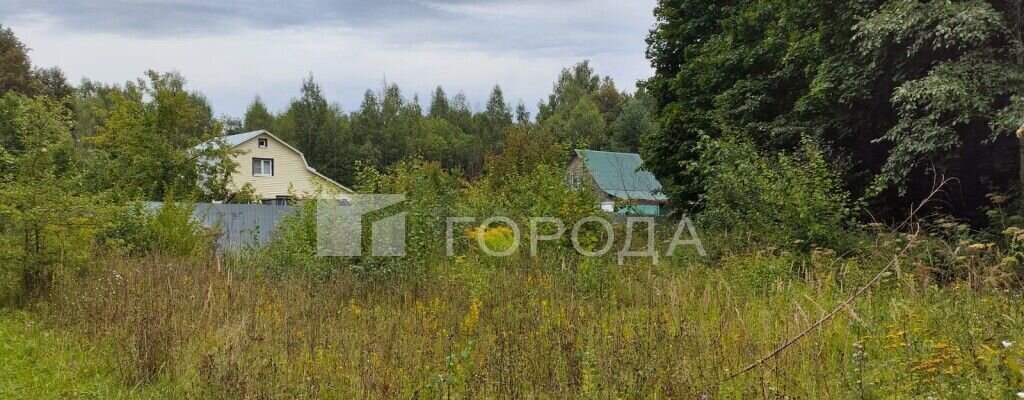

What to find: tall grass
left=34, top=246, right=1024, bottom=398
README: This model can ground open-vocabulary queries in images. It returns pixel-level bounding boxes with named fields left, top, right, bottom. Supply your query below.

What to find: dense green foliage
left=644, top=0, right=1024, bottom=219
left=699, top=137, right=850, bottom=249
left=0, top=93, right=99, bottom=301
left=0, top=24, right=71, bottom=100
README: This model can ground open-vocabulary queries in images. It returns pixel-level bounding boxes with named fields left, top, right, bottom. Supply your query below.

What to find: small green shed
left=567, top=149, right=668, bottom=216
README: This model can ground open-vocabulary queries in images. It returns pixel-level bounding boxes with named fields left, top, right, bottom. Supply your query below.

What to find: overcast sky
left=3, top=0, right=656, bottom=117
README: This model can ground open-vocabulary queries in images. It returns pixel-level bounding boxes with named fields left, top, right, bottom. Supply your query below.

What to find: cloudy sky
left=3, top=0, right=656, bottom=117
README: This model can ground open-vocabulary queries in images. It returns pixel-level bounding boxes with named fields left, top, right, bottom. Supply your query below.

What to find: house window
left=252, top=158, right=274, bottom=176
left=258, top=138, right=268, bottom=148
left=262, top=196, right=292, bottom=206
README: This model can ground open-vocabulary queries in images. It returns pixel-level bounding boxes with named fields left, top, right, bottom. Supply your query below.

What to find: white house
left=202, top=130, right=353, bottom=204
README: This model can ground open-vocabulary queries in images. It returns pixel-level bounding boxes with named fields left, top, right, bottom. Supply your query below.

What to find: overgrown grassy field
left=9, top=243, right=1022, bottom=398
left=4, top=144, right=1024, bottom=397
left=4, top=162, right=1024, bottom=397
left=0, top=310, right=156, bottom=399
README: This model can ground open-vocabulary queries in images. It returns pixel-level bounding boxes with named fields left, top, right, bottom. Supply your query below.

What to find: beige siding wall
left=229, top=133, right=351, bottom=200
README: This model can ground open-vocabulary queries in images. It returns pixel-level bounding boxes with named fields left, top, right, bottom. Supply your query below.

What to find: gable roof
left=573, top=149, right=667, bottom=202
left=200, top=130, right=354, bottom=193
left=220, top=130, right=265, bottom=147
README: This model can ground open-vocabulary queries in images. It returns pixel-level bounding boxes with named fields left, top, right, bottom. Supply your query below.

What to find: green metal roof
left=573, top=149, right=667, bottom=202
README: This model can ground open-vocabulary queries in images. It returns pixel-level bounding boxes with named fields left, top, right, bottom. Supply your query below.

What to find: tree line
left=226, top=61, right=657, bottom=183
left=0, top=23, right=659, bottom=204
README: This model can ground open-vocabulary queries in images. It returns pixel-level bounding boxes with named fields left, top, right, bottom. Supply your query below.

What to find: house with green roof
left=567, top=149, right=668, bottom=216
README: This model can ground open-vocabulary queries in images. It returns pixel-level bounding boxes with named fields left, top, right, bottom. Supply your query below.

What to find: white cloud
left=5, top=1, right=655, bottom=116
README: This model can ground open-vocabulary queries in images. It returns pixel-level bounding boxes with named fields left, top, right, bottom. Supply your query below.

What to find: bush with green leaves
left=227, top=182, right=260, bottom=204
left=458, top=129, right=600, bottom=265
left=148, top=200, right=209, bottom=257
left=355, top=159, right=462, bottom=275
left=259, top=199, right=339, bottom=277
left=699, top=137, right=850, bottom=250
left=0, top=93, right=110, bottom=302
left=99, top=200, right=210, bottom=258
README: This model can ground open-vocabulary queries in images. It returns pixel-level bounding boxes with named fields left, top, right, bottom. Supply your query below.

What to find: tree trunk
left=1019, top=125, right=1024, bottom=210
left=1015, top=0, right=1022, bottom=210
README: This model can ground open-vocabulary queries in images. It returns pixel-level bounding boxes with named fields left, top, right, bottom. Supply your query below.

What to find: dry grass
left=26, top=248, right=1024, bottom=399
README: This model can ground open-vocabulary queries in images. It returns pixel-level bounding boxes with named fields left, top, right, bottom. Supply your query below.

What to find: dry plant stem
left=721, top=230, right=918, bottom=383
left=720, top=176, right=951, bottom=385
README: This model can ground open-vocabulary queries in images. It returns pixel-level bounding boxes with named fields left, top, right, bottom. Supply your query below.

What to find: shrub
left=355, top=159, right=462, bottom=275
left=99, top=199, right=210, bottom=258
left=699, top=137, right=850, bottom=250
left=260, top=199, right=342, bottom=277
left=0, top=94, right=103, bottom=302
left=149, top=200, right=209, bottom=257
left=98, top=202, right=155, bottom=255
left=460, top=145, right=601, bottom=265
left=228, top=183, right=261, bottom=204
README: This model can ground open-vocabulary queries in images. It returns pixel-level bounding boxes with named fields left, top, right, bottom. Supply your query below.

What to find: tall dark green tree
left=537, top=61, right=601, bottom=123
left=591, top=77, right=626, bottom=126
left=32, top=67, right=73, bottom=102
left=291, top=76, right=329, bottom=158
left=428, top=86, right=451, bottom=120
left=447, top=91, right=476, bottom=135
left=515, top=101, right=531, bottom=125
left=644, top=0, right=1024, bottom=218
left=350, top=89, right=384, bottom=169
left=0, top=25, right=72, bottom=102
left=856, top=0, right=1024, bottom=216
left=284, top=76, right=355, bottom=182
left=480, top=85, right=512, bottom=148
left=88, top=71, right=225, bottom=200
left=378, top=84, right=415, bottom=168
left=71, top=79, right=119, bottom=140
left=242, top=96, right=275, bottom=132
left=0, top=92, right=102, bottom=296
left=534, top=61, right=629, bottom=151
left=612, top=94, right=656, bottom=153
left=0, top=25, right=34, bottom=97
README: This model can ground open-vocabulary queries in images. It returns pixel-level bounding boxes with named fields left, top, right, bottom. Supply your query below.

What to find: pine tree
left=428, top=86, right=450, bottom=119
left=515, top=101, right=531, bottom=125
left=290, top=76, right=330, bottom=164
left=242, top=96, right=274, bottom=132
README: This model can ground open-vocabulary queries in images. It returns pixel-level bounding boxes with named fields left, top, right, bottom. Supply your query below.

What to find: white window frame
left=258, top=138, right=268, bottom=148
left=253, top=158, right=274, bottom=177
